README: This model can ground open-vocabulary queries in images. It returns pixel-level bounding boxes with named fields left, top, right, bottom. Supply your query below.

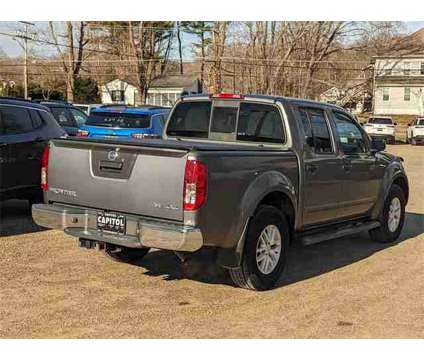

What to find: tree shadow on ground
left=0, top=199, right=45, bottom=237
left=133, top=212, right=424, bottom=289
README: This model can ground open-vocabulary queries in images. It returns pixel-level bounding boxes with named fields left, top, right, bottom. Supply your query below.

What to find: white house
left=146, top=75, right=201, bottom=107
left=101, top=75, right=201, bottom=107
left=101, top=78, right=138, bottom=106
left=373, top=55, right=424, bottom=116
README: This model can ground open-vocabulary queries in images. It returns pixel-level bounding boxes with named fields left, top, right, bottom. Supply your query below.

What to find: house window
left=111, top=90, right=125, bottom=102
left=404, top=62, right=410, bottom=76
left=382, top=88, right=390, bottom=101
left=421, top=62, right=424, bottom=75
left=404, top=87, right=411, bottom=101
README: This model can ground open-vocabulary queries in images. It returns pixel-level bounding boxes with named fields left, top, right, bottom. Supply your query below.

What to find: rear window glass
left=368, top=118, right=393, bottom=125
left=86, top=112, right=151, bottom=128
left=166, top=101, right=211, bottom=138
left=167, top=101, right=285, bottom=144
left=237, top=103, right=284, bottom=144
left=0, top=105, right=34, bottom=135
left=210, top=106, right=238, bottom=134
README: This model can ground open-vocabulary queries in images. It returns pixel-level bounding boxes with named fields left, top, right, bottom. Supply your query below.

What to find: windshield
left=86, top=112, right=151, bottom=128
left=416, top=119, right=424, bottom=126
left=368, top=118, right=393, bottom=125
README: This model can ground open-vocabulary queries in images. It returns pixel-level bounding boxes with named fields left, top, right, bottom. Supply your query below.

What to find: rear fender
left=217, top=170, right=297, bottom=268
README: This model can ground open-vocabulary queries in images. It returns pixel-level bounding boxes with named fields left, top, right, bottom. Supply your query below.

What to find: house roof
left=150, top=75, right=198, bottom=89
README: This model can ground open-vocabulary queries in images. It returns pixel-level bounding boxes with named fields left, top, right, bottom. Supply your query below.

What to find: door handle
left=306, top=163, right=318, bottom=174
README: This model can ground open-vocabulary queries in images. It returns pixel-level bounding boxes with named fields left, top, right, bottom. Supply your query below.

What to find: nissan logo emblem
left=107, top=150, right=119, bottom=161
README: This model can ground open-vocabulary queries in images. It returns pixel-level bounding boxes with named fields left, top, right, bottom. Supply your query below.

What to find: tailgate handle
left=99, top=160, right=124, bottom=172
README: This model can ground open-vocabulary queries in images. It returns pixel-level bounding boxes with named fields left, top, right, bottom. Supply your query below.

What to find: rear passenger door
left=331, top=110, right=380, bottom=217
left=296, top=106, right=345, bottom=226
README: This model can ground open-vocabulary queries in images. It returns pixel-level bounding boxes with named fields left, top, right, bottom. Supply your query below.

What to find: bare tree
left=209, top=22, right=229, bottom=93
left=181, top=21, right=212, bottom=91
left=127, top=21, right=174, bottom=103
left=48, top=21, right=89, bottom=102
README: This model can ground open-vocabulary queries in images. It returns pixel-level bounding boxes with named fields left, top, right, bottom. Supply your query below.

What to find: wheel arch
left=218, top=188, right=297, bottom=269
left=392, top=174, right=409, bottom=204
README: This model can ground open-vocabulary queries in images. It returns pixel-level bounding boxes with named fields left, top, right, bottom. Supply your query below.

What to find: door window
left=69, top=108, right=88, bottom=126
left=333, top=111, right=368, bottom=155
left=0, top=106, right=34, bottom=134
left=299, top=107, right=333, bottom=153
left=29, top=109, right=44, bottom=129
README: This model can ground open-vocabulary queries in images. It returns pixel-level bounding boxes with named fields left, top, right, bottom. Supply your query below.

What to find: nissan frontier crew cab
left=32, top=93, right=409, bottom=291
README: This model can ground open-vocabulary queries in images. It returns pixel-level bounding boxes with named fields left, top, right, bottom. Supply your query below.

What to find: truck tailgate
left=46, top=139, right=188, bottom=221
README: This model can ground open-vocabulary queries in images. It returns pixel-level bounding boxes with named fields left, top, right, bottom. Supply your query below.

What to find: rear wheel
left=104, top=244, right=150, bottom=263
left=369, top=184, right=405, bottom=243
left=228, top=205, right=289, bottom=291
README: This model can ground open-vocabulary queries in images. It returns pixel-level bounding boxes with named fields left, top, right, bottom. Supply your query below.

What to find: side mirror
left=371, top=138, right=386, bottom=152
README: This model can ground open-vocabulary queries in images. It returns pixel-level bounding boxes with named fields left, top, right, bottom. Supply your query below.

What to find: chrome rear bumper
left=32, top=203, right=203, bottom=252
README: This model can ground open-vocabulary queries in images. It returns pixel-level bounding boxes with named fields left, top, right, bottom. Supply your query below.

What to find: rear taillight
left=41, top=145, right=49, bottom=191
left=183, top=160, right=208, bottom=211
left=77, top=129, right=89, bottom=137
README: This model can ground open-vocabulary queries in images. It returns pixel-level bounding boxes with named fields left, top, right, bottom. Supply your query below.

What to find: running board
left=299, top=221, right=380, bottom=246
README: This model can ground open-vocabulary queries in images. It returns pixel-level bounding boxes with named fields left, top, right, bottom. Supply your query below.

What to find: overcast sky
left=1, top=21, right=424, bottom=58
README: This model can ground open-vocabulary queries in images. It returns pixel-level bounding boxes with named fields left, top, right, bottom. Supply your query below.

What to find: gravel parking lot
left=0, top=144, right=423, bottom=338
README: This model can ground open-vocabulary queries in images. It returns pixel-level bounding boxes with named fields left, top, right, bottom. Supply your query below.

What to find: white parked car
left=363, top=116, right=396, bottom=144
left=407, top=117, right=424, bottom=145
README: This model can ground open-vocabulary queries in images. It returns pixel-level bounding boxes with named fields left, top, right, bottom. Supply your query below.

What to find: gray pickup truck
left=32, top=93, right=409, bottom=290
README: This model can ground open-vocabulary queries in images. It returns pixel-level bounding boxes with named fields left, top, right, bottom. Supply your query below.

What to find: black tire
left=411, top=137, right=417, bottom=146
left=104, top=244, right=150, bottom=263
left=228, top=205, right=289, bottom=291
left=369, top=184, right=405, bottom=243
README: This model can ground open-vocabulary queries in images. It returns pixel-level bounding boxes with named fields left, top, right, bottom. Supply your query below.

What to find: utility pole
left=19, top=22, right=35, bottom=99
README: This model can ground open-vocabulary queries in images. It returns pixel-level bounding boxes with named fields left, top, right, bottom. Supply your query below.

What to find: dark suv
left=0, top=97, right=66, bottom=203
left=37, top=101, right=88, bottom=136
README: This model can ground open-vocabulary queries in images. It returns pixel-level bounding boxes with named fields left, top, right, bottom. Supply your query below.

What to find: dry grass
left=0, top=145, right=423, bottom=338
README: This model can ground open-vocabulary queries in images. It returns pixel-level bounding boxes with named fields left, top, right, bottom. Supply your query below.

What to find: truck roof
left=181, top=93, right=345, bottom=111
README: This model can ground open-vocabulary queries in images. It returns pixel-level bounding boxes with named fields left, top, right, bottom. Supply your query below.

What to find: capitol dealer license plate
left=97, top=212, right=126, bottom=234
